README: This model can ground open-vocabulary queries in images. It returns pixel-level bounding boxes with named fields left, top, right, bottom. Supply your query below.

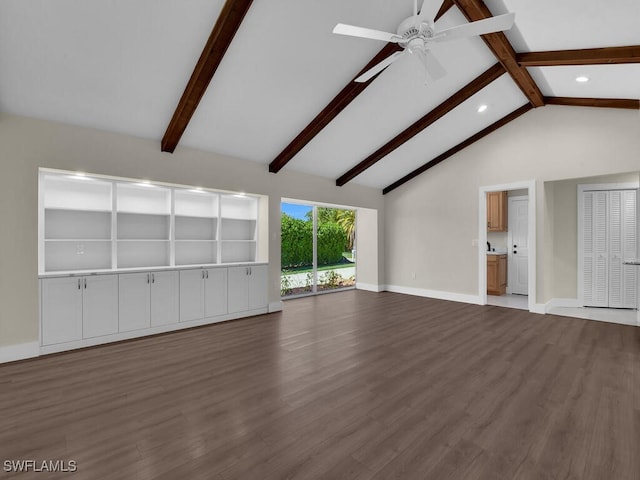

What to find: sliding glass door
left=281, top=202, right=356, bottom=298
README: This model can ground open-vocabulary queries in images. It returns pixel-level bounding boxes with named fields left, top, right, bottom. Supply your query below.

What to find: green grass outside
left=281, top=252, right=355, bottom=275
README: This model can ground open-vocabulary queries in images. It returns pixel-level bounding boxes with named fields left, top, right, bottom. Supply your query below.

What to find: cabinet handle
left=78, top=279, right=81, bottom=290
left=147, top=274, right=150, bottom=284
left=202, top=270, right=205, bottom=279
left=152, top=273, right=155, bottom=283
left=249, top=267, right=252, bottom=275
left=84, top=278, right=87, bottom=289
left=205, top=271, right=208, bottom=279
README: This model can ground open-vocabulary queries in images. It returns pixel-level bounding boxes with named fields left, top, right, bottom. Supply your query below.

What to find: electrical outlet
left=411, top=272, right=416, bottom=280
left=76, top=244, right=84, bottom=255
left=471, top=239, right=479, bottom=247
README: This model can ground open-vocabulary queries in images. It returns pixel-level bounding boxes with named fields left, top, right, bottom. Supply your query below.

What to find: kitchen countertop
left=486, top=251, right=507, bottom=255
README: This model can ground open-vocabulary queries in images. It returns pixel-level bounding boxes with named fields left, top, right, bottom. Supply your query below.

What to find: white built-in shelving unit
left=116, top=183, right=172, bottom=269
left=174, top=189, right=219, bottom=266
left=42, top=174, right=113, bottom=272
left=220, top=194, right=258, bottom=263
left=39, top=170, right=262, bottom=274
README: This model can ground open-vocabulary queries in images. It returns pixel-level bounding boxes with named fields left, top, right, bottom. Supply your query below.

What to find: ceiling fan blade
left=434, top=12, right=515, bottom=42
left=333, top=23, right=401, bottom=43
left=423, top=50, right=447, bottom=81
left=418, top=0, right=445, bottom=24
left=413, top=49, right=447, bottom=83
left=354, top=51, right=405, bottom=83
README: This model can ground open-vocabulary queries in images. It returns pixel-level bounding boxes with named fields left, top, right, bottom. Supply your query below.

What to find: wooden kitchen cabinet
left=487, top=191, right=508, bottom=232
left=487, top=254, right=507, bottom=295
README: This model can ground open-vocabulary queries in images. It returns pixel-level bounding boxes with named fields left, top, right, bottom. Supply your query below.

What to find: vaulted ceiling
left=1, top=0, right=638, bottom=194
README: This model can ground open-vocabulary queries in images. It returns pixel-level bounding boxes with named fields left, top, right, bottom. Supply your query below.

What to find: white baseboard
left=547, top=298, right=581, bottom=311
left=530, top=303, right=548, bottom=314
left=356, top=282, right=383, bottom=292
left=384, top=284, right=482, bottom=305
left=0, top=341, right=40, bottom=364
left=268, top=301, right=283, bottom=313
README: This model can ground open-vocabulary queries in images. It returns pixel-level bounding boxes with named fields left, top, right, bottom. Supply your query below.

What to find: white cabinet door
left=151, top=271, right=179, bottom=326
left=41, top=277, right=83, bottom=345
left=83, top=275, right=119, bottom=338
left=119, top=272, right=151, bottom=332
left=248, top=265, right=268, bottom=310
left=228, top=266, right=250, bottom=314
left=180, top=269, right=205, bottom=322
left=204, top=268, right=228, bottom=318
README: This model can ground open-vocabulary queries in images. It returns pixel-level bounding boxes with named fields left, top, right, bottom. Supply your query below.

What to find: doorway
left=479, top=181, right=537, bottom=312
left=280, top=201, right=356, bottom=298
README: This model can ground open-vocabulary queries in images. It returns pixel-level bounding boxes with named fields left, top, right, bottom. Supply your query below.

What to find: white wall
left=0, top=113, right=384, bottom=348
left=384, top=105, right=640, bottom=304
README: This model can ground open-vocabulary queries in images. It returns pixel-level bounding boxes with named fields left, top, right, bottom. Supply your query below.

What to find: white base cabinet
left=41, top=277, right=83, bottom=345
left=228, top=265, right=268, bottom=314
left=179, top=268, right=228, bottom=322
left=41, top=264, right=267, bottom=352
left=41, top=275, right=118, bottom=345
left=119, top=271, right=179, bottom=332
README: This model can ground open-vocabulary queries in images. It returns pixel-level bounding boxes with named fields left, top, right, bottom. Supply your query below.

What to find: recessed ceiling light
left=477, top=104, right=488, bottom=113
left=575, top=76, right=590, bottom=83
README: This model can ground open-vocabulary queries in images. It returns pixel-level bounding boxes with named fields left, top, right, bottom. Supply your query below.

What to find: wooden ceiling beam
left=268, top=0, right=455, bottom=173
left=452, top=0, right=545, bottom=107
left=161, top=0, right=254, bottom=153
left=518, top=45, right=640, bottom=67
left=383, top=104, right=533, bottom=195
left=545, top=97, right=640, bottom=110
left=336, top=62, right=505, bottom=186
left=268, top=42, right=403, bottom=173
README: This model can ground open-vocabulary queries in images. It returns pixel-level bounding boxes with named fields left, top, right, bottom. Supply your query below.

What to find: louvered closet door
left=621, top=190, right=637, bottom=308
left=583, top=191, right=609, bottom=307
left=583, top=189, right=637, bottom=308
left=609, top=190, right=637, bottom=308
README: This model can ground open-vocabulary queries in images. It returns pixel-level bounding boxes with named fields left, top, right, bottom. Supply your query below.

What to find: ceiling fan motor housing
left=397, top=16, right=435, bottom=48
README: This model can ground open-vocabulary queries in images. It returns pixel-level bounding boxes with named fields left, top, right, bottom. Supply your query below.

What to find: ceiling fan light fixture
left=575, top=75, right=590, bottom=83
left=477, top=104, right=488, bottom=113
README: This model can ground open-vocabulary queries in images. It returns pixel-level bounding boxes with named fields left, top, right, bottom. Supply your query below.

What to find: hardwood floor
left=1, top=290, right=639, bottom=479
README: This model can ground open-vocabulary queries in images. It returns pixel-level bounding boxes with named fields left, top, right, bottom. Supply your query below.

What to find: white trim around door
left=479, top=181, right=537, bottom=313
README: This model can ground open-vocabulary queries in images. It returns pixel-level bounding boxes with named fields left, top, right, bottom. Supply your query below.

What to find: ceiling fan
left=333, top=0, right=515, bottom=83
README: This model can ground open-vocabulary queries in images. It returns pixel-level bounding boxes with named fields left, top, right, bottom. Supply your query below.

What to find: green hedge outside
left=281, top=214, right=347, bottom=269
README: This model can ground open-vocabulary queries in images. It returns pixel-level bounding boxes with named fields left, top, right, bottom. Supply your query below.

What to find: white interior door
left=507, top=196, right=528, bottom=295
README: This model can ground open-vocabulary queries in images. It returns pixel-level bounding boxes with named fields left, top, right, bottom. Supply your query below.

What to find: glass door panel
left=316, top=208, right=355, bottom=292
left=281, top=202, right=356, bottom=298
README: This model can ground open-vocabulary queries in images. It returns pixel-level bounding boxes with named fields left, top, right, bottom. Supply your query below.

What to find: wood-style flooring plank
left=1, top=290, right=638, bottom=479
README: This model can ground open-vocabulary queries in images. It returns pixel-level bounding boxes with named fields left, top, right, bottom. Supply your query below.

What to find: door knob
left=514, top=250, right=517, bottom=254
left=513, top=245, right=517, bottom=248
